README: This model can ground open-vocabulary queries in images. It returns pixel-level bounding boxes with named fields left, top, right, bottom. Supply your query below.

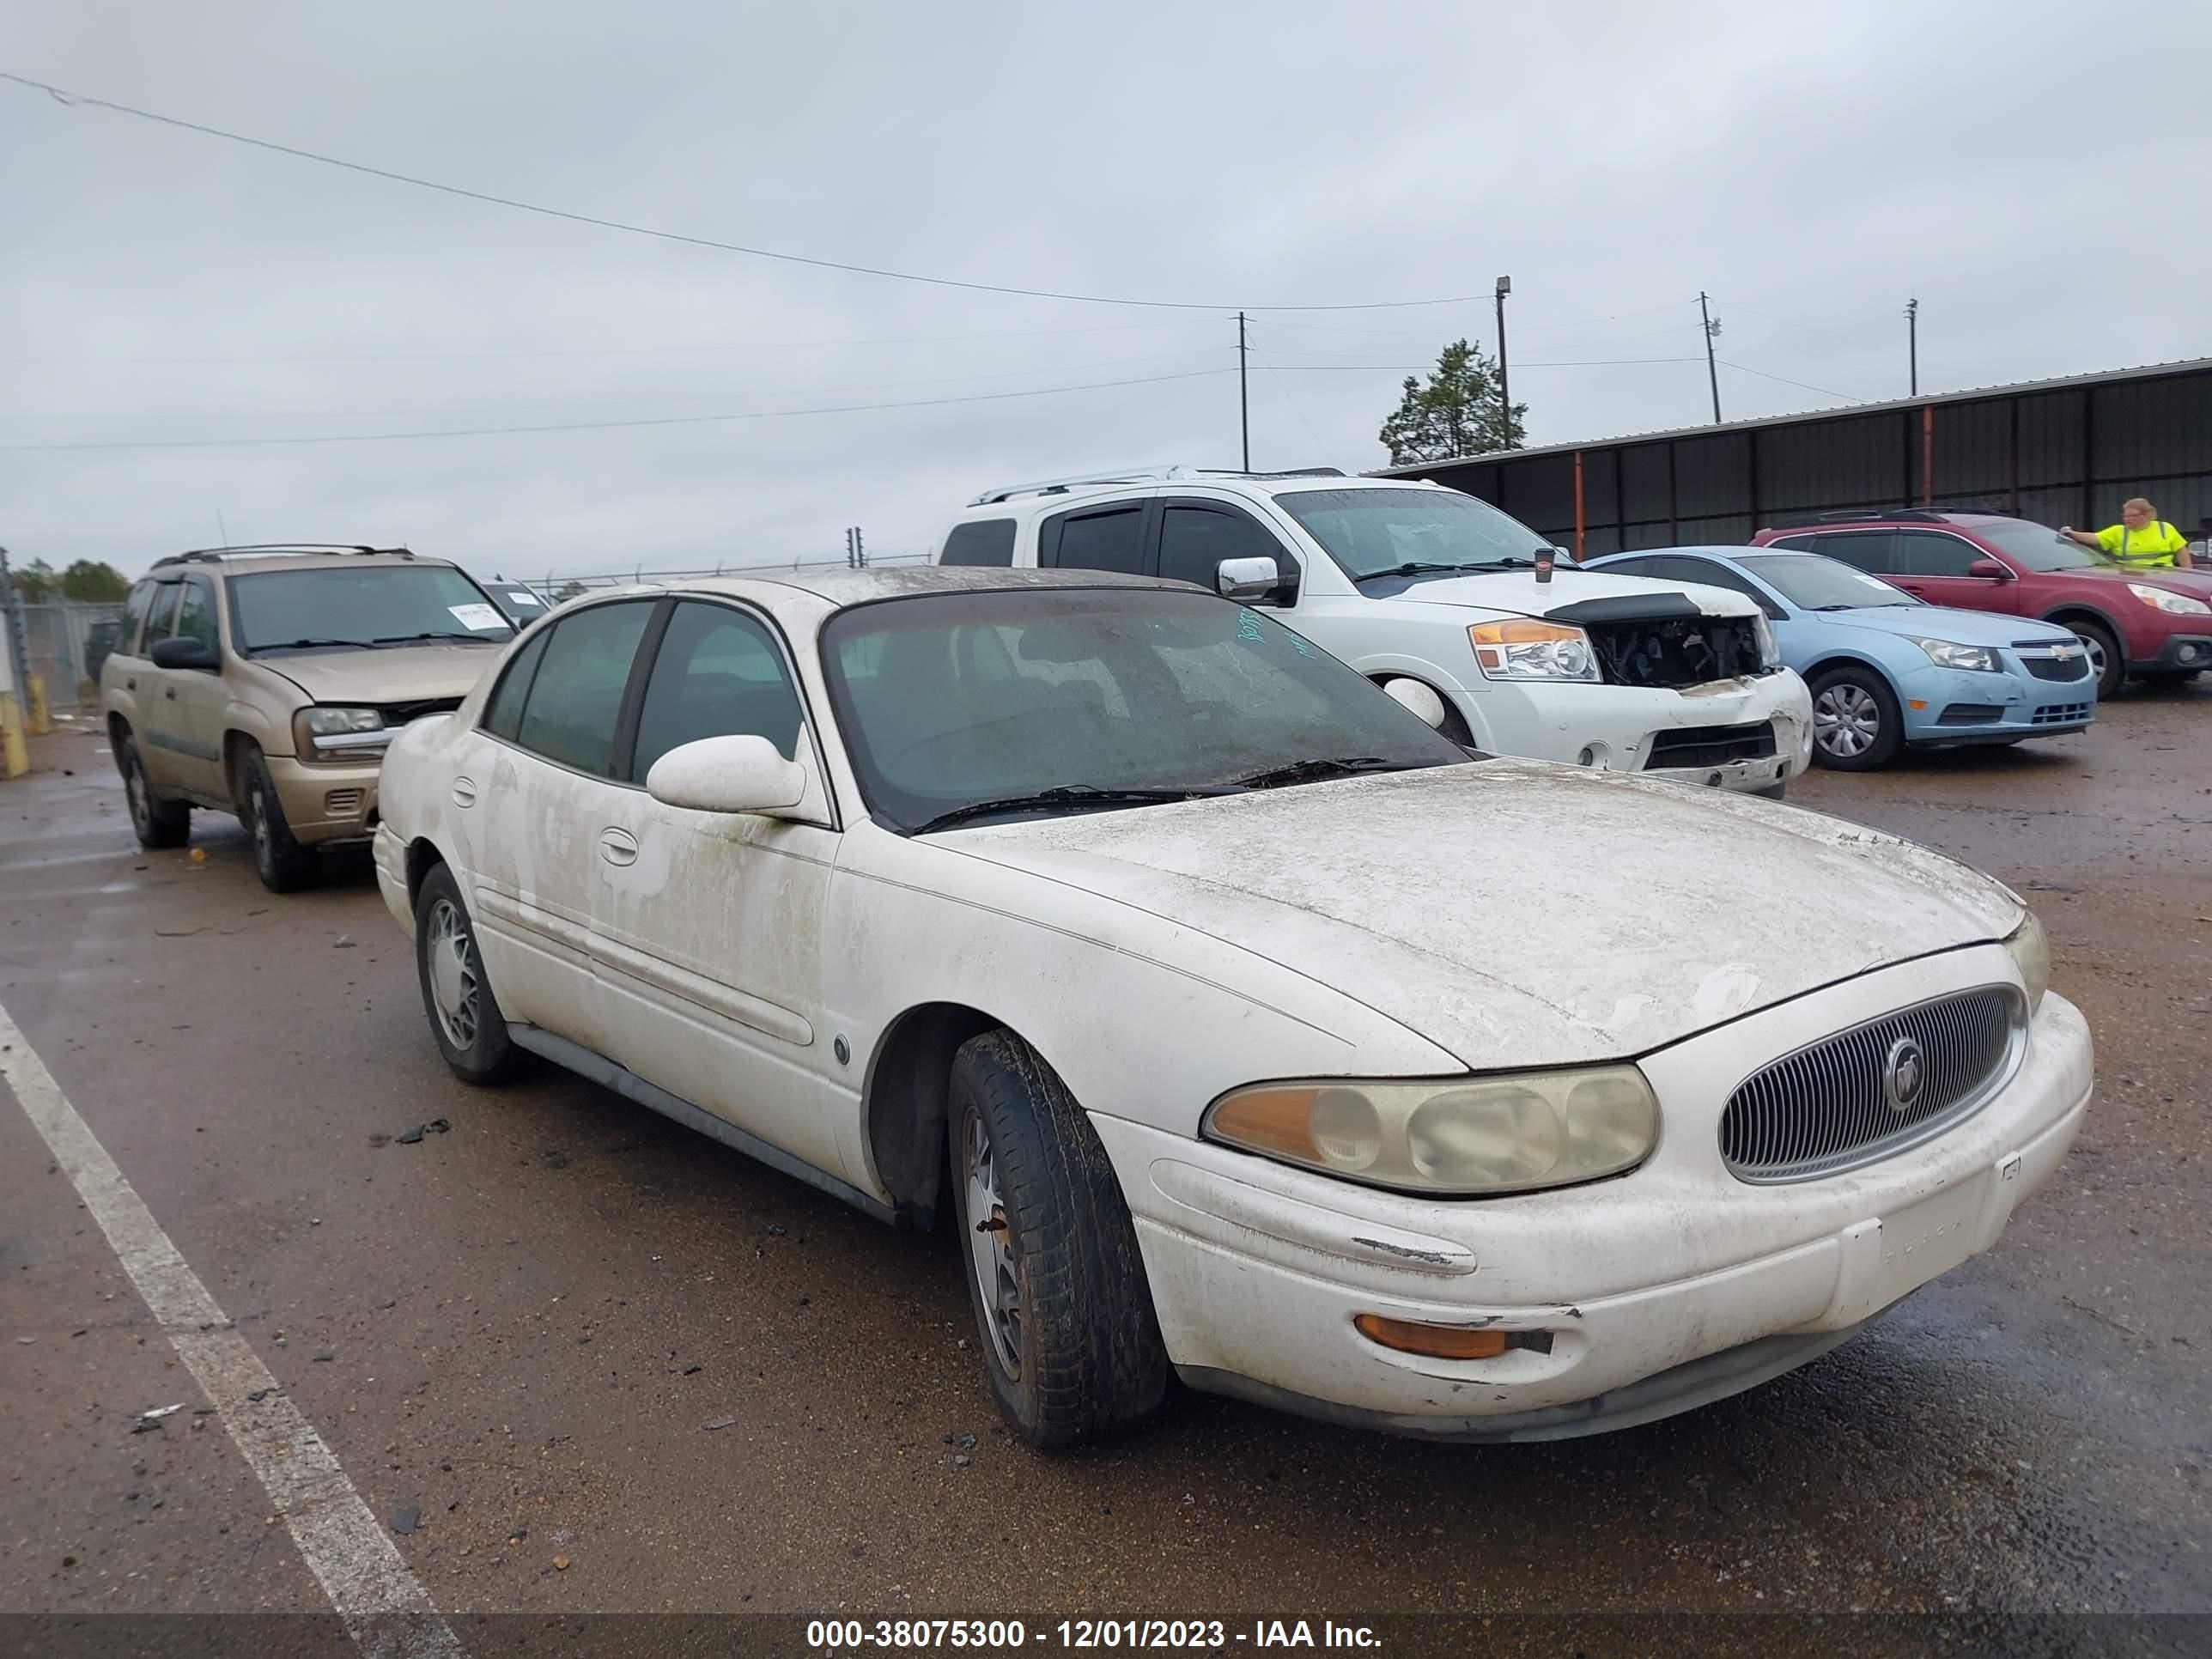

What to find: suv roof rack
left=1765, top=507, right=2018, bottom=530
left=151, top=544, right=413, bottom=568
left=968, top=465, right=1345, bottom=506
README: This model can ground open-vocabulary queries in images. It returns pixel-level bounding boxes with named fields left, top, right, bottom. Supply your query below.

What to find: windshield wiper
left=1232, top=756, right=1405, bottom=790
left=911, top=785, right=1229, bottom=835
left=1350, top=562, right=1486, bottom=584
left=246, top=636, right=376, bottom=653
left=370, top=631, right=504, bottom=645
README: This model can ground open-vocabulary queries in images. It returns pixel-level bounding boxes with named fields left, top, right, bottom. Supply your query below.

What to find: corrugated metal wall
left=1409, top=363, right=2211, bottom=554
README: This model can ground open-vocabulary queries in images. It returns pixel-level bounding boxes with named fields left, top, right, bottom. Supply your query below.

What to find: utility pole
left=1493, top=276, right=1512, bottom=448
left=1905, top=296, right=1919, bottom=396
left=1698, top=292, right=1723, bottom=424
left=1237, top=311, right=1250, bottom=471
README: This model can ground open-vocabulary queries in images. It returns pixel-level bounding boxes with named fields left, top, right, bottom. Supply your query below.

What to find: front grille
left=2032, top=702, right=2093, bottom=726
left=1587, top=615, right=1768, bottom=690
left=2014, top=643, right=2090, bottom=683
left=379, top=696, right=465, bottom=726
left=1645, top=720, right=1778, bottom=769
left=1936, top=703, right=2005, bottom=726
left=1719, top=987, right=2021, bottom=1182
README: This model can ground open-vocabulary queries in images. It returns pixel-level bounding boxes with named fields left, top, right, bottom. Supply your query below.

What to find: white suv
left=935, top=468, right=1813, bottom=796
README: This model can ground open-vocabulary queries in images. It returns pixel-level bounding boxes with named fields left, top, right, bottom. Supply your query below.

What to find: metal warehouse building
left=1380, top=357, right=2212, bottom=560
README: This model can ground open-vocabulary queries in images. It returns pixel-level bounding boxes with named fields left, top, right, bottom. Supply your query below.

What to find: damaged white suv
left=936, top=469, right=1812, bottom=796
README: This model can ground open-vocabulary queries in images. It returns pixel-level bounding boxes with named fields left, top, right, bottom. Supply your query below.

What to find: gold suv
left=100, top=545, right=518, bottom=890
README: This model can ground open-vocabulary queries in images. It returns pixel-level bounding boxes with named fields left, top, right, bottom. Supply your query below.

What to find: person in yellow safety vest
left=2059, top=498, right=2194, bottom=570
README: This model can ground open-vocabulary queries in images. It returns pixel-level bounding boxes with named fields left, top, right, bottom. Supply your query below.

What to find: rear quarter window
left=939, top=519, right=1018, bottom=567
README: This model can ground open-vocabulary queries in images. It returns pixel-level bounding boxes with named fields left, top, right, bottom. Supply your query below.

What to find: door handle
left=599, top=827, right=639, bottom=867
left=451, top=776, right=477, bottom=809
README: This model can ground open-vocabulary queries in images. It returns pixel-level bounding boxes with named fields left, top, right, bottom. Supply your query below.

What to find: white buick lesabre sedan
left=373, top=567, right=2091, bottom=1448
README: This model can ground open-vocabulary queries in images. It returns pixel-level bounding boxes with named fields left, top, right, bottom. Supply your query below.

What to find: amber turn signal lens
left=1353, top=1314, right=1510, bottom=1360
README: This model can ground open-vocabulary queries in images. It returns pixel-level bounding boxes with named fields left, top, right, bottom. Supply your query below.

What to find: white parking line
left=0, top=998, right=465, bottom=1659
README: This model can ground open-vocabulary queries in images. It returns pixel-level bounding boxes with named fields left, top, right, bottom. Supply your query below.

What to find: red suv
left=1750, top=509, right=2212, bottom=697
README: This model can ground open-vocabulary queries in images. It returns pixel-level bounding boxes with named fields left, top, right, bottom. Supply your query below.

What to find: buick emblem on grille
left=1884, top=1037, right=1926, bottom=1113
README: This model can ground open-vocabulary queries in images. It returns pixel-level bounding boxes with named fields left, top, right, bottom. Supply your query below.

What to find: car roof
left=953, top=471, right=1443, bottom=520
left=589, top=564, right=1197, bottom=610
left=149, top=548, right=452, bottom=577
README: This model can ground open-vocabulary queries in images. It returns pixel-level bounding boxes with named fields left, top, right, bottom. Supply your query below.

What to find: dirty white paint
left=0, top=998, right=463, bottom=1659
left=372, top=567, right=2092, bottom=1436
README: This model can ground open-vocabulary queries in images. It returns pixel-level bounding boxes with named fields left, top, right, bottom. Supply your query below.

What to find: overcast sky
left=3, top=0, right=2207, bottom=582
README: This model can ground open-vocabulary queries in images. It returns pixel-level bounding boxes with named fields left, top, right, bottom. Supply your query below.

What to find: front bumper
left=263, top=752, right=380, bottom=846
left=1452, top=670, right=1813, bottom=796
left=1092, top=951, right=2091, bottom=1441
left=1899, top=665, right=2095, bottom=744
left=2134, top=634, right=2212, bottom=673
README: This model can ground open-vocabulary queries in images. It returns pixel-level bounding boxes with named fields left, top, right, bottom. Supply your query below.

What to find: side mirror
left=1967, top=559, right=2011, bottom=580
left=150, top=636, right=220, bottom=671
left=645, top=734, right=806, bottom=817
left=1381, top=678, right=1448, bottom=731
left=1216, top=556, right=1282, bottom=601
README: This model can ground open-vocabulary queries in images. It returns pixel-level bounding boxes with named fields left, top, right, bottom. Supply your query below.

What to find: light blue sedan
left=1586, top=546, right=2096, bottom=769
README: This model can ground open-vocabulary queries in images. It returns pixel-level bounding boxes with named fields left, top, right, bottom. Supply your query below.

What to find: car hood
left=1367, top=569, right=1761, bottom=621
left=258, top=643, right=501, bottom=707
left=2045, top=564, right=2212, bottom=601
left=939, top=762, right=2022, bottom=1068
left=1809, top=605, right=2075, bottom=647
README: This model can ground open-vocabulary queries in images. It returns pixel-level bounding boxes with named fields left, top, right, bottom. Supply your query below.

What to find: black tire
left=1808, top=666, right=1904, bottom=771
left=2065, top=617, right=2125, bottom=698
left=947, top=1030, right=1168, bottom=1449
left=118, top=734, right=191, bottom=849
left=238, top=746, right=319, bottom=892
left=412, top=862, right=521, bottom=1085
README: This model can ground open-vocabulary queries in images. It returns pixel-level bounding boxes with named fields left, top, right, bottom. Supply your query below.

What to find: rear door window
left=119, top=581, right=158, bottom=656
left=1041, top=504, right=1150, bottom=574
left=939, top=519, right=1018, bottom=567
left=483, top=629, right=550, bottom=741
left=1894, top=531, right=1984, bottom=577
left=146, top=583, right=185, bottom=643
left=512, top=601, right=654, bottom=776
left=1808, top=532, right=1898, bottom=574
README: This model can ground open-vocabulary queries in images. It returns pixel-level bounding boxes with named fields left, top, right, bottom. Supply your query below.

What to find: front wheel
left=413, top=863, right=520, bottom=1085
left=239, top=747, right=319, bottom=892
left=949, top=1030, right=1168, bottom=1449
left=2065, top=618, right=2124, bottom=698
left=1808, top=667, right=1903, bottom=770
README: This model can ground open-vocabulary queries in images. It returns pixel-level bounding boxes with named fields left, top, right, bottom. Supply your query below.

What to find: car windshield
left=1969, top=520, right=2108, bottom=572
left=1274, top=488, right=1551, bottom=580
left=229, top=565, right=516, bottom=652
left=1738, top=553, right=1917, bottom=610
left=818, top=586, right=1468, bottom=833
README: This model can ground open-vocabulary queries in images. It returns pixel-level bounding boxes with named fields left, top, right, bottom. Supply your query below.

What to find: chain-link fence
left=15, top=601, right=128, bottom=708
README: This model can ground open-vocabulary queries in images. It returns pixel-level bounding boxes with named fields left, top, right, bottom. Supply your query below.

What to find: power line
left=2, top=70, right=1488, bottom=314
left=0, top=368, right=1232, bottom=453
left=1716, top=360, right=1861, bottom=401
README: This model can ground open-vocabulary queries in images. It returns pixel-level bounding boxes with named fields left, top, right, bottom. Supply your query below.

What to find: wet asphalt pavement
left=1, top=687, right=2207, bottom=1652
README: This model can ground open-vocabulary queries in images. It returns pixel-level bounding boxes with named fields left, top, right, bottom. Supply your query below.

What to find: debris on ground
left=702, top=1416, right=736, bottom=1431
left=140, top=1403, right=184, bottom=1419
left=333, top=936, right=356, bottom=949
left=681, top=1364, right=702, bottom=1376
left=765, top=1224, right=787, bottom=1237
left=390, top=1507, right=421, bottom=1534
left=954, top=1455, right=972, bottom=1468
left=553, top=1555, right=570, bottom=1571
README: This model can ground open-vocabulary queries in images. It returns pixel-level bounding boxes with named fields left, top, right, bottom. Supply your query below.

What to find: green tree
left=1377, top=337, right=1526, bottom=465
left=58, top=560, right=130, bottom=603
left=7, top=557, right=59, bottom=601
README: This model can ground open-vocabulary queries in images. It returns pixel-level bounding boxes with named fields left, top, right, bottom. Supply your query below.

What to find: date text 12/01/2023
left=806, top=1620, right=1382, bottom=1649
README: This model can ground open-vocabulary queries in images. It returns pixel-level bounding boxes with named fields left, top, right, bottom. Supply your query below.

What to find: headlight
left=1753, top=612, right=1779, bottom=668
left=2002, top=909, right=2049, bottom=1016
left=1905, top=635, right=2002, bottom=673
left=2128, top=583, right=2211, bottom=616
left=1468, top=620, right=1601, bottom=682
left=292, top=705, right=387, bottom=757
left=1203, top=1066, right=1659, bottom=1196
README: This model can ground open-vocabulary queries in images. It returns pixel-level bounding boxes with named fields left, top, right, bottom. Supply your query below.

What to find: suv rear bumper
left=264, top=753, right=379, bottom=846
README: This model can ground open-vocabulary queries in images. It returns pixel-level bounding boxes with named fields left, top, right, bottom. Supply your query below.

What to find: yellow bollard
left=24, top=674, right=52, bottom=737
left=0, top=691, right=28, bottom=779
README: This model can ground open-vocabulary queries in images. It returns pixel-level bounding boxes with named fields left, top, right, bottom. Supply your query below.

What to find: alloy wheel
left=425, top=896, right=481, bottom=1050
left=963, top=1108, right=1022, bottom=1378
left=1814, top=684, right=1881, bottom=759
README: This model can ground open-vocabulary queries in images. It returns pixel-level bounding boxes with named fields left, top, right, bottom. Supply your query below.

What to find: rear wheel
left=949, top=1030, right=1168, bottom=1449
left=2064, top=618, right=2124, bottom=698
left=1808, top=667, right=1903, bottom=770
left=119, top=735, right=191, bottom=849
left=239, top=746, right=319, bottom=892
left=413, top=863, right=520, bottom=1085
